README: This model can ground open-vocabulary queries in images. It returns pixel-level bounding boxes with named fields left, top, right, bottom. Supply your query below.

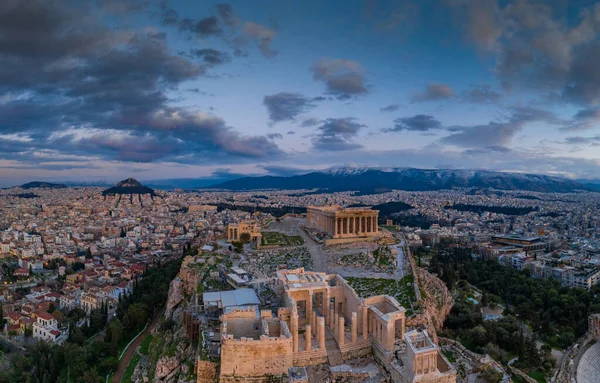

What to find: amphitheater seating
left=577, top=342, right=600, bottom=383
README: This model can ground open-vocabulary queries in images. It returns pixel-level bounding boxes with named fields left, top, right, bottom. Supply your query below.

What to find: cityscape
left=2, top=1, right=600, bottom=383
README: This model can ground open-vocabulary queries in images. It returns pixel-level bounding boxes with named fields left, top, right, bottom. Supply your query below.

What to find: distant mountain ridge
left=102, top=178, right=156, bottom=196
left=20, top=181, right=67, bottom=189
left=210, top=167, right=593, bottom=193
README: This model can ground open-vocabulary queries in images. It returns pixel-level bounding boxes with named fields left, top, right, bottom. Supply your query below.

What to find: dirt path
left=112, top=312, right=161, bottom=383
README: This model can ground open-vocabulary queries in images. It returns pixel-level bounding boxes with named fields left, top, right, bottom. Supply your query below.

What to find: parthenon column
left=344, top=217, right=348, bottom=235
left=312, top=312, right=317, bottom=336
left=362, top=307, right=368, bottom=340
left=334, top=218, right=338, bottom=237
left=367, top=217, right=371, bottom=233
left=351, top=312, right=357, bottom=343
left=318, top=317, right=325, bottom=350
left=374, top=216, right=378, bottom=233
left=338, top=317, right=345, bottom=346
left=305, top=324, right=312, bottom=351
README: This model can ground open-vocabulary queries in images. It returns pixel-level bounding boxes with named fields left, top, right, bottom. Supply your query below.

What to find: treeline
left=216, top=202, right=306, bottom=217
left=428, top=245, right=599, bottom=350
left=2, top=257, right=182, bottom=383
left=444, top=204, right=537, bottom=216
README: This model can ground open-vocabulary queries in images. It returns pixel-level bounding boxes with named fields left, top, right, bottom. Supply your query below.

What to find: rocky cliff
left=134, top=256, right=205, bottom=383
left=415, top=267, right=454, bottom=343
left=165, top=256, right=202, bottom=317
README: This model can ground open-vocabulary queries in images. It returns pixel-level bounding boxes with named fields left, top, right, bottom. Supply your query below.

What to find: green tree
left=480, top=366, right=502, bottom=383
left=239, top=232, right=251, bottom=243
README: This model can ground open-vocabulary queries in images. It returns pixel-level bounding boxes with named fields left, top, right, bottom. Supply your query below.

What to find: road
left=296, top=226, right=325, bottom=272
left=392, top=240, right=405, bottom=280
left=111, top=312, right=161, bottom=383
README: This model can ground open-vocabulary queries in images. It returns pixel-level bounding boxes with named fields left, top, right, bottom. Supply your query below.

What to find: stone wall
left=220, top=336, right=293, bottom=379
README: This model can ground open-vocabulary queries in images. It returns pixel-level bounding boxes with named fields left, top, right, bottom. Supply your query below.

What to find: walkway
left=297, top=226, right=325, bottom=272
left=112, top=312, right=161, bottom=383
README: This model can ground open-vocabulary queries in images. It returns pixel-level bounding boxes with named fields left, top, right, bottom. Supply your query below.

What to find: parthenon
left=306, top=205, right=379, bottom=244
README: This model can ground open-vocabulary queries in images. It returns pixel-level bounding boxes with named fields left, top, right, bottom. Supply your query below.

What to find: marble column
left=324, top=290, right=330, bottom=320
left=329, top=308, right=335, bottom=329
left=305, top=324, right=312, bottom=351
left=312, top=312, right=317, bottom=336
left=307, top=293, right=313, bottom=324
left=292, top=314, right=298, bottom=353
left=362, top=306, right=368, bottom=340
left=334, top=312, right=339, bottom=339
left=351, top=312, right=357, bottom=343
left=338, top=317, right=345, bottom=346
left=386, top=321, right=394, bottom=350
left=318, top=317, right=326, bottom=350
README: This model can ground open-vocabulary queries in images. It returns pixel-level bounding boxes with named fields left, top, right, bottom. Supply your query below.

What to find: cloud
left=411, top=83, right=455, bottom=102
left=267, top=133, right=283, bottom=140
left=461, top=85, right=503, bottom=103
left=0, top=0, right=282, bottom=167
left=178, top=16, right=222, bottom=37
left=440, top=106, right=560, bottom=148
left=259, top=164, right=310, bottom=176
left=447, top=1, right=600, bottom=106
left=311, top=59, right=368, bottom=99
left=383, top=115, right=443, bottom=132
left=563, top=135, right=600, bottom=145
left=312, top=118, right=365, bottom=151
left=190, top=49, right=231, bottom=66
left=216, top=3, right=236, bottom=27
left=243, top=22, right=277, bottom=58
left=301, top=118, right=320, bottom=127
left=561, top=108, right=600, bottom=131
left=263, top=93, right=316, bottom=124
left=380, top=104, right=400, bottom=112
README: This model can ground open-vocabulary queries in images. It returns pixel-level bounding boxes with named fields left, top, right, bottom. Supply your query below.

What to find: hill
left=19, top=181, right=67, bottom=189
left=102, top=178, right=156, bottom=196
left=210, top=167, right=591, bottom=194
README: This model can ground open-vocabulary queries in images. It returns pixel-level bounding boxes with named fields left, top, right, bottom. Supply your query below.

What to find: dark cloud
left=243, top=22, right=277, bottom=58
left=216, top=3, right=236, bottom=27
left=411, top=83, right=455, bottom=102
left=561, top=108, right=600, bottom=131
left=563, top=136, right=600, bottom=145
left=447, top=1, right=600, bottom=106
left=441, top=106, right=560, bottom=148
left=311, top=59, right=368, bottom=99
left=461, top=85, right=502, bottom=103
left=0, top=0, right=282, bottom=167
left=190, top=48, right=231, bottom=66
left=263, top=93, right=316, bottom=124
left=383, top=115, right=443, bottom=132
left=380, top=104, right=400, bottom=112
left=178, top=16, right=222, bottom=37
left=259, top=164, right=310, bottom=176
left=312, top=118, right=365, bottom=151
left=267, top=133, right=283, bottom=140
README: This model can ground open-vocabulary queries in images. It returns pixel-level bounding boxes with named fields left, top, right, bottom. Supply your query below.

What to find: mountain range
left=209, top=167, right=595, bottom=193
left=102, top=178, right=156, bottom=196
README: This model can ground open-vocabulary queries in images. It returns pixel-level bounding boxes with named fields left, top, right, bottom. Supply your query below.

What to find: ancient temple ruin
left=218, top=268, right=456, bottom=383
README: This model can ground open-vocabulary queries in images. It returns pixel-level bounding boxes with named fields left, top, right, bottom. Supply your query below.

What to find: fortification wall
left=220, top=336, right=293, bottom=378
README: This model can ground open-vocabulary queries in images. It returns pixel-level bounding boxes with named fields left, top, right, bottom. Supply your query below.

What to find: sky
left=3, top=0, right=600, bottom=186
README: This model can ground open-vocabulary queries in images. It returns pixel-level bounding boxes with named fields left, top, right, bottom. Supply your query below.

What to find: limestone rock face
left=416, top=267, right=453, bottom=342
left=179, top=256, right=201, bottom=296
left=165, top=256, right=202, bottom=317
left=155, top=355, right=181, bottom=379
left=165, top=276, right=184, bottom=318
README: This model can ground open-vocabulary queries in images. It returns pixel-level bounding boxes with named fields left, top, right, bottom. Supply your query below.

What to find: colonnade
left=334, top=215, right=378, bottom=237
